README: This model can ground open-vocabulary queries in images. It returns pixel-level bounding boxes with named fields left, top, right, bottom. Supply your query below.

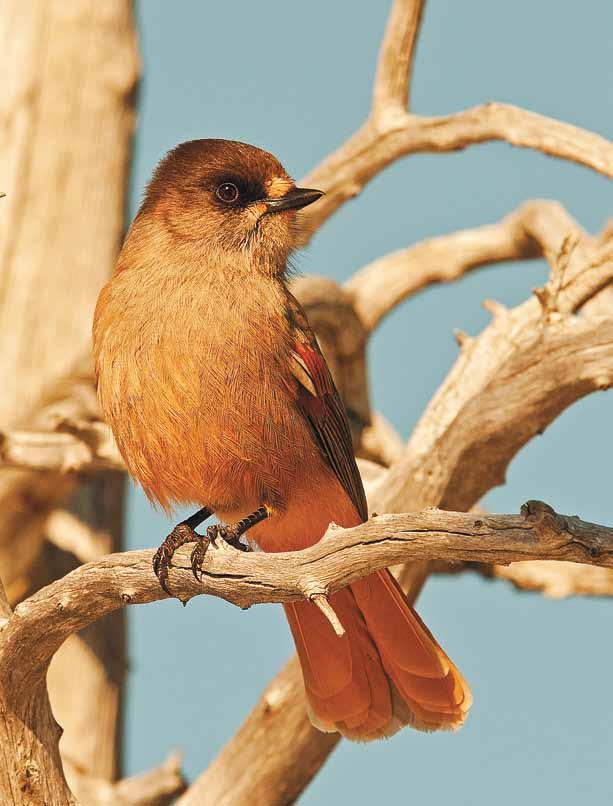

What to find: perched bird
left=93, top=139, right=471, bottom=739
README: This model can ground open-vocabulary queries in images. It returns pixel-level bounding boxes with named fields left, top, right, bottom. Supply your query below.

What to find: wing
left=286, top=293, right=368, bottom=523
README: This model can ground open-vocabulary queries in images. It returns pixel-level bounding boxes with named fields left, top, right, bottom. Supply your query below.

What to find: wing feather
left=286, top=294, right=368, bottom=522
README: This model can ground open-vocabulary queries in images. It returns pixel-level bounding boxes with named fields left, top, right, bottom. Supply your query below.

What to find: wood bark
left=2, top=502, right=612, bottom=677
left=0, top=0, right=138, bottom=801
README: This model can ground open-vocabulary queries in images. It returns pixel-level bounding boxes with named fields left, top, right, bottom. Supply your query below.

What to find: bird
left=93, top=139, right=471, bottom=740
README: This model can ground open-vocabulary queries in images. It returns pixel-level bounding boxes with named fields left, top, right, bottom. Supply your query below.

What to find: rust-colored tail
left=284, top=570, right=471, bottom=740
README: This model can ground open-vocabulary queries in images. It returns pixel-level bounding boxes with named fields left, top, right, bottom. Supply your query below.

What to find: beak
left=263, top=187, right=324, bottom=213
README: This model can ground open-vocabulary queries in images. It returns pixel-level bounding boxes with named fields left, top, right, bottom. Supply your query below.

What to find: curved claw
left=152, top=523, right=199, bottom=596
left=190, top=536, right=211, bottom=581
left=157, top=565, right=172, bottom=596
left=152, top=547, right=172, bottom=595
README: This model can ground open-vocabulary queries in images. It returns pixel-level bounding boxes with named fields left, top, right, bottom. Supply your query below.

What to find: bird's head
left=137, top=139, right=323, bottom=272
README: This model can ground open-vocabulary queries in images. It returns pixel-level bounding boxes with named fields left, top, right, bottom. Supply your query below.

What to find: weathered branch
left=2, top=500, right=611, bottom=693
left=372, top=0, right=425, bottom=113
left=300, top=107, right=612, bottom=243
left=374, top=222, right=613, bottom=514
left=0, top=499, right=609, bottom=802
left=0, top=421, right=124, bottom=474
left=346, top=200, right=582, bottom=332
left=491, top=560, right=613, bottom=599
left=65, top=751, right=186, bottom=806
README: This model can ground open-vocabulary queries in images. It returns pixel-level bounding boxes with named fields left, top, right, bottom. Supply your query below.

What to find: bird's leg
left=190, top=505, right=270, bottom=581
left=152, top=506, right=213, bottom=595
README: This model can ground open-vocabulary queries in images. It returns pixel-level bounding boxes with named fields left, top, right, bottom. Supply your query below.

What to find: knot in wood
left=19, top=760, right=41, bottom=794
left=521, top=500, right=556, bottom=523
left=56, top=596, right=71, bottom=612
left=263, top=682, right=290, bottom=713
left=521, top=500, right=568, bottom=541
left=302, top=580, right=327, bottom=599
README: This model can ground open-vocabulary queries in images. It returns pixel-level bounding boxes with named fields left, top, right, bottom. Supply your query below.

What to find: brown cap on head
left=144, top=140, right=288, bottom=208
left=137, top=139, right=323, bottom=265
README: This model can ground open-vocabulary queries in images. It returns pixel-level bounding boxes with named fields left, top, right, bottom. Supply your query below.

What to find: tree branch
left=372, top=0, right=425, bottom=113
left=0, top=421, right=124, bottom=473
left=65, top=751, right=186, bottom=806
left=374, top=223, right=613, bottom=514
left=432, top=557, right=613, bottom=600
left=2, top=500, right=611, bottom=692
left=346, top=200, right=583, bottom=332
left=300, top=106, right=613, bottom=244
left=0, top=501, right=609, bottom=803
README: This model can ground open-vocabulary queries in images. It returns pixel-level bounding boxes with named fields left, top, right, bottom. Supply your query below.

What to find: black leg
left=190, top=506, right=270, bottom=581
left=152, top=507, right=213, bottom=595
left=181, top=506, right=213, bottom=531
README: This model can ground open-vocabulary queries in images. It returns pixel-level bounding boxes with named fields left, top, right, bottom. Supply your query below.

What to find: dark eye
left=216, top=182, right=239, bottom=203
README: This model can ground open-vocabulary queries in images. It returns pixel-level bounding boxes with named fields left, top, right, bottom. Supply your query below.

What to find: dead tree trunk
left=0, top=0, right=139, bottom=799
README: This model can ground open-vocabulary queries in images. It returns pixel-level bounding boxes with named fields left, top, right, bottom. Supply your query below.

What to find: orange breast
left=94, top=264, right=323, bottom=514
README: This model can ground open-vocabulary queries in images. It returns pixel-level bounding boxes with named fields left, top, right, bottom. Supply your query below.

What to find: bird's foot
left=190, top=523, right=252, bottom=581
left=153, top=523, right=199, bottom=595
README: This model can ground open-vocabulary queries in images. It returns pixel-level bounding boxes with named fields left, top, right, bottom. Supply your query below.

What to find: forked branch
left=298, top=0, right=613, bottom=243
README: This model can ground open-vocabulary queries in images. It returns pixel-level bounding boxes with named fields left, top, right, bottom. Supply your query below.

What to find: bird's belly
left=110, top=347, right=317, bottom=513
left=245, top=464, right=362, bottom=553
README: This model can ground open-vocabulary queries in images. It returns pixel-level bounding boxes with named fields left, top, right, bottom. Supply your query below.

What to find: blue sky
left=124, top=2, right=613, bottom=802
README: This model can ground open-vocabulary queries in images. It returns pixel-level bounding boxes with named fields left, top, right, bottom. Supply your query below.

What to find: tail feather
left=286, top=569, right=471, bottom=741
left=284, top=599, right=352, bottom=698
left=351, top=571, right=449, bottom=678
left=285, top=591, right=389, bottom=727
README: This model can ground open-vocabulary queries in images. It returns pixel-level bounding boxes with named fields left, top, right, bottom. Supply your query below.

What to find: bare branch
left=0, top=419, right=124, bottom=474
left=413, top=103, right=613, bottom=174
left=66, top=751, right=186, bottom=806
left=372, top=0, right=425, bottom=114
left=2, top=498, right=611, bottom=803
left=492, top=560, right=613, bottom=599
left=374, top=226, right=613, bottom=514
left=300, top=105, right=612, bottom=244
left=2, top=500, right=612, bottom=691
left=346, top=200, right=583, bottom=332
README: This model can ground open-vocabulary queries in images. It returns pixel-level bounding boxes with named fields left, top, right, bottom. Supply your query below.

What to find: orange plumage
left=93, top=139, right=471, bottom=739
